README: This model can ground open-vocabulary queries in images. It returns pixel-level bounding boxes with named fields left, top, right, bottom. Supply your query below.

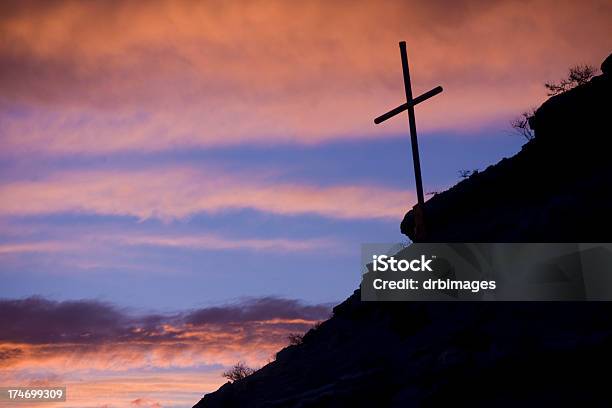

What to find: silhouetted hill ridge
left=194, top=52, right=612, bottom=408
left=401, top=52, right=612, bottom=241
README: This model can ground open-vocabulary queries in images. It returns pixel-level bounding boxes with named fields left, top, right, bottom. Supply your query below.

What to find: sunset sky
left=1, top=1, right=611, bottom=407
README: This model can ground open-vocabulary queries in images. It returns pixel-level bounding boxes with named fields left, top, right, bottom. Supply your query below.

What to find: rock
left=602, top=52, right=612, bottom=76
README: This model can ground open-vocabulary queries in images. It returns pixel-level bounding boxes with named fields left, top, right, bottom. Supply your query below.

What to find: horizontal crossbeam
left=374, top=85, right=443, bottom=125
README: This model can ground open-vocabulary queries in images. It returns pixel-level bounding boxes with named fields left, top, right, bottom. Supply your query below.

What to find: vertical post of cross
left=373, top=41, right=443, bottom=241
left=399, top=41, right=425, bottom=208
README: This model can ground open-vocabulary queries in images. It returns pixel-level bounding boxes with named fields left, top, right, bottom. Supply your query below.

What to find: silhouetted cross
left=374, top=41, right=443, bottom=239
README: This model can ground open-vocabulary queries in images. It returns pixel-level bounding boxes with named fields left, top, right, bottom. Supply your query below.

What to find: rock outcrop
left=194, top=53, right=612, bottom=408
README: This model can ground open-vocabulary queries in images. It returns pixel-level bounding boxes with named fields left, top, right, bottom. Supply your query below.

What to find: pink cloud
left=0, top=232, right=340, bottom=257
left=118, top=233, right=336, bottom=252
left=0, top=1, right=610, bottom=154
left=0, top=166, right=413, bottom=221
left=0, top=241, right=81, bottom=255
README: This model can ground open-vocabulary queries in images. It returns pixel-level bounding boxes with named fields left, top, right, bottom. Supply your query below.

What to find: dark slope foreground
left=194, top=54, right=612, bottom=408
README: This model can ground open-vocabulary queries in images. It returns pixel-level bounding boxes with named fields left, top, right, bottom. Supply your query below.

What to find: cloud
left=0, top=294, right=331, bottom=407
left=118, top=233, right=337, bottom=253
left=0, top=296, right=331, bottom=405
left=183, top=297, right=330, bottom=325
left=0, top=368, right=224, bottom=408
left=0, top=346, right=23, bottom=362
left=1, top=0, right=610, bottom=154
left=0, top=232, right=339, bottom=257
left=0, top=297, right=129, bottom=344
left=0, top=166, right=412, bottom=221
left=131, top=398, right=162, bottom=408
left=0, top=241, right=81, bottom=254
left=0, top=296, right=329, bottom=347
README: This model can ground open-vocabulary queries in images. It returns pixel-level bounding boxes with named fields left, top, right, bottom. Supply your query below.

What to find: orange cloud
left=0, top=297, right=329, bottom=407
left=0, top=369, right=225, bottom=408
left=0, top=166, right=413, bottom=221
left=131, top=398, right=161, bottom=408
left=0, top=0, right=610, bottom=154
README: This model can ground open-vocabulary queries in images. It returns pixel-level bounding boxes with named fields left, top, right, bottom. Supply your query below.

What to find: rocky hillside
left=401, top=53, right=612, bottom=242
left=194, top=53, right=612, bottom=408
